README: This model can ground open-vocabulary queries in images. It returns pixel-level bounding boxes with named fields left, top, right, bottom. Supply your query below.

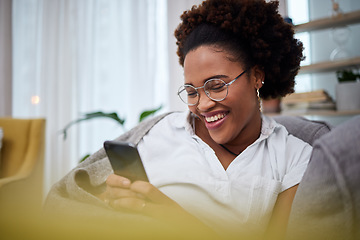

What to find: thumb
left=130, top=181, right=176, bottom=206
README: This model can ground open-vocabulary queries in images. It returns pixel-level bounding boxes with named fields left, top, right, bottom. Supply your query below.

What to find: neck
left=219, top=113, right=262, bottom=155
left=193, top=112, right=262, bottom=157
left=220, top=144, right=240, bottom=156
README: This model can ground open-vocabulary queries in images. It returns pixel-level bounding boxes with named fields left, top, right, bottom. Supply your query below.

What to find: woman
left=46, top=0, right=311, bottom=239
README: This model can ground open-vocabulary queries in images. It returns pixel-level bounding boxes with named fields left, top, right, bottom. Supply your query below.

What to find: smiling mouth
left=205, top=112, right=228, bottom=123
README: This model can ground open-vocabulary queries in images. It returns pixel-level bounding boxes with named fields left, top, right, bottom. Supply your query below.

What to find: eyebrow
left=185, top=74, right=230, bottom=85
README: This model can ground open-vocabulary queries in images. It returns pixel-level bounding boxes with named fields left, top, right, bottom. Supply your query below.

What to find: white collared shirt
left=137, top=111, right=312, bottom=234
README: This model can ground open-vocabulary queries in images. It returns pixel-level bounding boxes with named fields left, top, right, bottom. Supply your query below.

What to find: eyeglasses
left=177, top=70, right=247, bottom=106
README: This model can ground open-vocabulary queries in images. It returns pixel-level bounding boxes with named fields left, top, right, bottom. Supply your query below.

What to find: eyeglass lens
left=178, top=79, right=228, bottom=105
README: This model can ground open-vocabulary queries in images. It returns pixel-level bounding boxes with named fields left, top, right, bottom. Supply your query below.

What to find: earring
left=257, top=88, right=262, bottom=112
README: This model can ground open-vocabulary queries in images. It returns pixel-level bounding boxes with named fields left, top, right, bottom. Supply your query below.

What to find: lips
left=202, top=111, right=229, bottom=130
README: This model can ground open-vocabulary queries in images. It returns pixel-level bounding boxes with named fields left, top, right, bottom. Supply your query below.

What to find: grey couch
left=275, top=115, right=360, bottom=240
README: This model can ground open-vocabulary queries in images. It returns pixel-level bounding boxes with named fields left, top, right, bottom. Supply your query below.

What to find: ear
left=251, top=65, right=265, bottom=89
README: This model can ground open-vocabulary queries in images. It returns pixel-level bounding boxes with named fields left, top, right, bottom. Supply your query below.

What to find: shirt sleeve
left=281, top=135, right=313, bottom=192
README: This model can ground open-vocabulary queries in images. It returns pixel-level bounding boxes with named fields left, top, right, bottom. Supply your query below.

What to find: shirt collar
left=173, top=110, right=193, bottom=129
left=260, top=114, right=276, bottom=136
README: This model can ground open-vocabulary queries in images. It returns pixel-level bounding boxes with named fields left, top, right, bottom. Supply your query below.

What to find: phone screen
left=104, top=141, right=149, bottom=182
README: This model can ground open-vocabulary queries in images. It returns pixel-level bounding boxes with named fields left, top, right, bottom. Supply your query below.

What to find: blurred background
left=0, top=0, right=359, bottom=197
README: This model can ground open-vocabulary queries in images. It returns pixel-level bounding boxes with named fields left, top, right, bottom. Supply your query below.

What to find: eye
left=206, top=80, right=226, bottom=92
left=185, top=86, right=197, bottom=98
left=187, top=91, right=197, bottom=98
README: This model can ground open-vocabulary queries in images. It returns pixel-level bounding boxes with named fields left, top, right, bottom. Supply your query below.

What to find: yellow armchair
left=0, top=118, right=46, bottom=213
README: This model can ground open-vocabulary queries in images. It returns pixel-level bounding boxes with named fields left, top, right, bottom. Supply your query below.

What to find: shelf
left=269, top=110, right=360, bottom=117
left=295, top=10, right=360, bottom=33
left=298, top=56, right=360, bottom=74
left=289, top=10, right=360, bottom=122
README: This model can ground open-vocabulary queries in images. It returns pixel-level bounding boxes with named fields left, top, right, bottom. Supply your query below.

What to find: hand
left=98, top=174, right=216, bottom=237
left=99, top=174, right=142, bottom=210
left=100, top=174, right=187, bottom=219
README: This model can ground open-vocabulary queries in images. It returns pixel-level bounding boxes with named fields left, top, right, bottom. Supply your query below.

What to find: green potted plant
left=336, top=69, right=360, bottom=111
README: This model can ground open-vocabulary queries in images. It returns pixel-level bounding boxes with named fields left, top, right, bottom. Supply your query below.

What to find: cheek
left=227, top=89, right=257, bottom=112
left=188, top=106, right=199, bottom=117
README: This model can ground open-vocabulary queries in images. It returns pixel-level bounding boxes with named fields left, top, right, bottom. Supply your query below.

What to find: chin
left=209, top=130, right=232, bottom=145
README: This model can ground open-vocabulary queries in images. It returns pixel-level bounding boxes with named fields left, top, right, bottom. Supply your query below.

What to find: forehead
left=183, top=46, right=242, bottom=83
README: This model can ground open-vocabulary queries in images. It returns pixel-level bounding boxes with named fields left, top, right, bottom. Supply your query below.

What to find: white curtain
left=0, top=0, right=12, bottom=117
left=12, top=0, right=169, bottom=194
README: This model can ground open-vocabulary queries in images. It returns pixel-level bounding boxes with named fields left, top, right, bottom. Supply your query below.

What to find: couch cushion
left=286, top=115, right=360, bottom=240
left=273, top=115, right=333, bottom=146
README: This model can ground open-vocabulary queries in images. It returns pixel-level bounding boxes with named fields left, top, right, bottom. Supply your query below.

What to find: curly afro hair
left=174, top=0, right=304, bottom=99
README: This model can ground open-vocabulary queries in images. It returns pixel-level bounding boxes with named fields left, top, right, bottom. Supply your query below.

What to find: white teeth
left=205, top=113, right=226, bottom=123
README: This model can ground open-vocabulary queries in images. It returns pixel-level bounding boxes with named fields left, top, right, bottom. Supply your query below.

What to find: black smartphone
left=103, top=141, right=149, bottom=182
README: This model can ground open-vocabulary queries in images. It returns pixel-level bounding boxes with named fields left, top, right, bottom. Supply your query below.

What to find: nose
left=196, top=89, right=216, bottom=111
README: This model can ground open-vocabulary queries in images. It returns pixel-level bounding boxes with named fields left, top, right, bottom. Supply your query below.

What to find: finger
left=111, top=198, right=166, bottom=216
left=130, top=181, right=176, bottom=206
left=111, top=197, right=146, bottom=212
left=112, top=198, right=190, bottom=222
left=106, top=187, right=140, bottom=199
left=106, top=174, right=131, bottom=188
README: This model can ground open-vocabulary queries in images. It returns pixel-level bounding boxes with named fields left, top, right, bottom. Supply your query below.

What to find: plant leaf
left=139, top=105, right=162, bottom=122
left=61, top=111, right=126, bottom=140
left=79, top=154, right=91, bottom=163
left=336, top=69, right=360, bottom=82
left=84, top=111, right=125, bottom=125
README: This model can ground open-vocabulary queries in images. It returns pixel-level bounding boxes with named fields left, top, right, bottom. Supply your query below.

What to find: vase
left=336, top=81, right=360, bottom=111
